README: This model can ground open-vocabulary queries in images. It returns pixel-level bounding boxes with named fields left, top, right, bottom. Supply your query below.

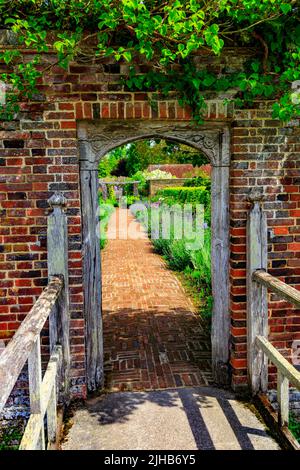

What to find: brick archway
left=78, top=120, right=231, bottom=391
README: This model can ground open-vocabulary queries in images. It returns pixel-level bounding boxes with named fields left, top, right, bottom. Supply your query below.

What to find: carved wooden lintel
left=78, top=120, right=230, bottom=169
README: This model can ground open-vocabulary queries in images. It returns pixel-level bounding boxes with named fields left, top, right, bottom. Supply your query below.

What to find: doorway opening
left=99, top=139, right=212, bottom=391
left=78, top=120, right=230, bottom=391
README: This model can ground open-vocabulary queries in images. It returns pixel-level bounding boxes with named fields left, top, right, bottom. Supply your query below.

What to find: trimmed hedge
left=156, top=186, right=210, bottom=206
left=184, top=175, right=211, bottom=190
left=155, top=186, right=211, bottom=224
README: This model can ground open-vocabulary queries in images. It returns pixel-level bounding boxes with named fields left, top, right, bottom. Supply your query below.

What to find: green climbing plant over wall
left=0, top=0, right=299, bottom=121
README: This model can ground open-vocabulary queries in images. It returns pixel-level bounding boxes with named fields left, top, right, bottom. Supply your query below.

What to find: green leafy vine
left=0, top=0, right=299, bottom=122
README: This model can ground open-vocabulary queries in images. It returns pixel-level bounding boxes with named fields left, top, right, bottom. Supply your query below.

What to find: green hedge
left=156, top=186, right=210, bottom=206
left=155, top=186, right=211, bottom=224
left=184, top=175, right=211, bottom=190
left=99, top=203, right=115, bottom=249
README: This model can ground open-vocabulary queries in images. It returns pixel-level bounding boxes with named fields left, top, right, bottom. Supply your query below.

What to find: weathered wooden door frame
left=78, top=120, right=231, bottom=391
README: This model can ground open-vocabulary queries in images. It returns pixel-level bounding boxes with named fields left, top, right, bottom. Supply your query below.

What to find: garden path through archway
left=78, top=120, right=230, bottom=391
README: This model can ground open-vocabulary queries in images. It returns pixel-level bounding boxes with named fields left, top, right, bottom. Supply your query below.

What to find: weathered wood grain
left=277, top=370, right=289, bottom=427
left=28, top=336, right=45, bottom=449
left=253, top=270, right=300, bottom=308
left=247, top=200, right=268, bottom=394
left=0, top=277, right=62, bottom=412
left=80, top=169, right=104, bottom=391
left=211, top=129, right=230, bottom=385
left=19, top=346, right=62, bottom=450
left=47, top=386, right=57, bottom=448
left=47, top=192, right=70, bottom=401
left=256, top=336, right=300, bottom=390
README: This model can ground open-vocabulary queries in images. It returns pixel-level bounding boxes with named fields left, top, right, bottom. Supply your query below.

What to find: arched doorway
left=78, top=120, right=231, bottom=390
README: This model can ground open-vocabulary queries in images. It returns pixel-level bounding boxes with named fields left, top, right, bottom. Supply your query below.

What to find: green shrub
left=289, top=414, right=300, bottom=442
left=119, top=195, right=141, bottom=207
left=189, top=230, right=211, bottom=286
left=183, top=174, right=211, bottom=190
left=99, top=203, right=115, bottom=249
left=154, top=186, right=211, bottom=224
left=152, top=237, right=171, bottom=257
left=99, top=187, right=118, bottom=207
left=135, top=205, right=212, bottom=323
left=168, top=239, right=192, bottom=271
left=157, top=186, right=210, bottom=206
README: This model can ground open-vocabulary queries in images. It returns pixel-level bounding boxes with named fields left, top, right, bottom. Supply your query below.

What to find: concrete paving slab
left=61, top=387, right=280, bottom=450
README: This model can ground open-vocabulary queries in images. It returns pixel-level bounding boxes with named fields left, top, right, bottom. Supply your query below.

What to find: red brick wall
left=230, top=111, right=300, bottom=391
left=0, top=56, right=299, bottom=398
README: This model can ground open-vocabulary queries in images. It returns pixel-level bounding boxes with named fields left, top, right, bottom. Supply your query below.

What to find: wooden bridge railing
left=247, top=189, right=300, bottom=428
left=0, top=192, right=70, bottom=450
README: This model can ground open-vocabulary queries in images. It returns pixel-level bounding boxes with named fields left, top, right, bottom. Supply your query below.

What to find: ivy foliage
left=0, top=0, right=299, bottom=121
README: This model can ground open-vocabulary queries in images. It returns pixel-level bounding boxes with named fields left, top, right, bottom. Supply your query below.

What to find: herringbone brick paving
left=102, top=208, right=212, bottom=391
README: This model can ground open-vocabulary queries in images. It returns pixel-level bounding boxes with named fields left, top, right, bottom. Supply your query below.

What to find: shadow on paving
left=75, top=387, right=279, bottom=450
left=103, top=306, right=212, bottom=391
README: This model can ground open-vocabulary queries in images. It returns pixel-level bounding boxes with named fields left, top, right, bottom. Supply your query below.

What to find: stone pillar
left=100, top=182, right=108, bottom=201
left=133, top=182, right=139, bottom=197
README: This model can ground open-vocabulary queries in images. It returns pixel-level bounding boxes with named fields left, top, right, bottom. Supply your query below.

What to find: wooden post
left=277, top=370, right=289, bottom=427
left=247, top=187, right=268, bottom=394
left=47, top=192, right=70, bottom=402
left=211, top=138, right=231, bottom=386
left=100, top=182, right=108, bottom=201
left=133, top=182, right=139, bottom=197
left=80, top=169, right=104, bottom=391
left=28, top=337, right=45, bottom=450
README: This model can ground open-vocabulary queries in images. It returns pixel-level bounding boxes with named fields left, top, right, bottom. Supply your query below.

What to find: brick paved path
left=102, top=208, right=212, bottom=392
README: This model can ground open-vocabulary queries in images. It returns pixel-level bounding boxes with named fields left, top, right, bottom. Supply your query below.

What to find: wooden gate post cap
left=48, top=192, right=67, bottom=209
left=248, top=187, right=265, bottom=203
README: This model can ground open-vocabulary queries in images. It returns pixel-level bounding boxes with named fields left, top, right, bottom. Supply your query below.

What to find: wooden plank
left=47, top=386, right=57, bottom=448
left=247, top=199, right=268, bottom=394
left=253, top=270, right=300, bottom=308
left=19, top=413, right=44, bottom=451
left=19, top=346, right=61, bottom=451
left=211, top=131, right=230, bottom=386
left=47, top=192, right=70, bottom=401
left=277, top=370, right=289, bottom=427
left=0, top=277, right=62, bottom=412
left=80, top=168, right=104, bottom=391
left=28, top=336, right=45, bottom=450
left=256, top=336, right=300, bottom=390
left=46, top=346, right=61, bottom=447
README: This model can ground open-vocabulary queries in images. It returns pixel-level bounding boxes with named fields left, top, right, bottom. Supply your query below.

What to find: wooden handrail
left=253, top=269, right=300, bottom=308
left=256, top=336, right=300, bottom=390
left=0, top=276, right=63, bottom=412
left=247, top=201, right=300, bottom=428
left=256, top=335, right=300, bottom=427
